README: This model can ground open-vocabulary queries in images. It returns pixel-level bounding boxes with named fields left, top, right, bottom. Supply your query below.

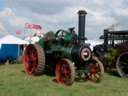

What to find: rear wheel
left=23, top=44, right=45, bottom=75
left=86, top=56, right=104, bottom=82
left=56, top=58, right=75, bottom=85
left=116, top=52, right=128, bottom=77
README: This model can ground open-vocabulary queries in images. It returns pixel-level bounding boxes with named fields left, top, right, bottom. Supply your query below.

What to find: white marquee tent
left=0, top=35, right=29, bottom=62
left=0, top=35, right=29, bottom=44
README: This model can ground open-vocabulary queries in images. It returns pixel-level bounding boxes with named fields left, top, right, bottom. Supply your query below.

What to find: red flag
left=25, top=23, right=33, bottom=29
left=25, top=23, right=42, bottom=30
left=33, top=24, right=42, bottom=29
left=16, top=30, right=22, bottom=35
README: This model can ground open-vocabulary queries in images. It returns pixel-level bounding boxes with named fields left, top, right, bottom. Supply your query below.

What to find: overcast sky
left=0, top=0, right=128, bottom=39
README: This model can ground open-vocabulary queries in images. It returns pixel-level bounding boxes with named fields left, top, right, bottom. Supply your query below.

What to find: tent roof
left=85, top=40, right=103, bottom=50
left=0, top=35, right=29, bottom=44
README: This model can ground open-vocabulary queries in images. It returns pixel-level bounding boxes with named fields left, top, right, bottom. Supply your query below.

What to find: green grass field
left=0, top=64, right=128, bottom=96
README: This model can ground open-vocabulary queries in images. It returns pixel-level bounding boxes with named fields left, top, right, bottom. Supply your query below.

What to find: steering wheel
left=55, top=29, right=69, bottom=40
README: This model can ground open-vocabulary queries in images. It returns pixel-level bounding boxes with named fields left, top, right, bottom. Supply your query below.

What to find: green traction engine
left=23, top=10, right=104, bottom=85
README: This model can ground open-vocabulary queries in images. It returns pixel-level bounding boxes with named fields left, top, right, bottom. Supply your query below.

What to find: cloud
left=0, top=8, right=30, bottom=27
left=115, top=8, right=128, bottom=16
left=0, top=8, right=31, bottom=37
left=2, top=0, right=128, bottom=39
left=6, top=0, right=74, bottom=14
left=0, top=22, right=9, bottom=35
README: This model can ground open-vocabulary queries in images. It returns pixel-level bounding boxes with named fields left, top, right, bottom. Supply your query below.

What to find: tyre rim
left=86, top=61, right=101, bottom=82
left=56, top=60, right=71, bottom=84
left=24, top=45, right=38, bottom=75
left=117, top=53, right=128, bottom=77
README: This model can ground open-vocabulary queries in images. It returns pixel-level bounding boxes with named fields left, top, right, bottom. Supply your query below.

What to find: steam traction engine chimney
left=78, top=10, right=87, bottom=44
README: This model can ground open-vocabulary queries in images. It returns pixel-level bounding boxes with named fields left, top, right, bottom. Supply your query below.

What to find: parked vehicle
left=94, top=29, right=128, bottom=77
left=23, top=10, right=104, bottom=85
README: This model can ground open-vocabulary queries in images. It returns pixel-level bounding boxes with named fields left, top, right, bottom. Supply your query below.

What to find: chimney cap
left=78, top=10, right=87, bottom=15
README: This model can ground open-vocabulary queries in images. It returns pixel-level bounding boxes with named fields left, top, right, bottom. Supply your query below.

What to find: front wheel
left=85, top=56, right=104, bottom=82
left=56, top=58, right=75, bottom=85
